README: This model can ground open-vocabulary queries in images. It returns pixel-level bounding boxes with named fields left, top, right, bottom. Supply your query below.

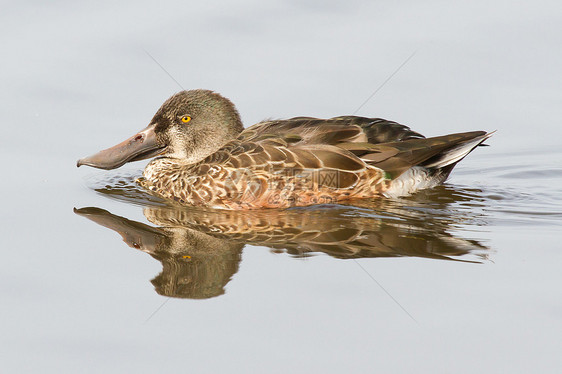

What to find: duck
left=77, top=89, right=492, bottom=210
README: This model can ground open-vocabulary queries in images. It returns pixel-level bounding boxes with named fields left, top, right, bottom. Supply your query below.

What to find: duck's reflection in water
left=75, top=185, right=489, bottom=300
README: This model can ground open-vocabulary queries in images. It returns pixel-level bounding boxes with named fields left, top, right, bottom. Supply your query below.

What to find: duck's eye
left=180, top=115, right=191, bottom=123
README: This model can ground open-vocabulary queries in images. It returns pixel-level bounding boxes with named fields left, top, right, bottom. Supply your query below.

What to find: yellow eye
left=181, top=115, right=191, bottom=123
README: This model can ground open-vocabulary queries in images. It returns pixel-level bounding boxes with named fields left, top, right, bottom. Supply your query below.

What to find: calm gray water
left=2, top=1, right=562, bottom=373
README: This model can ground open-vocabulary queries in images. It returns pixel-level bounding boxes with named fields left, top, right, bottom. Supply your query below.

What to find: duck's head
left=77, top=89, right=244, bottom=170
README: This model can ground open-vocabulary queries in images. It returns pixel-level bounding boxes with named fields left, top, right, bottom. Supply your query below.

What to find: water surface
left=2, top=1, right=562, bottom=373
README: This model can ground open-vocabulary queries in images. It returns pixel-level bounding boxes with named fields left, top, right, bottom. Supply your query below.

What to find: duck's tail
left=419, top=131, right=494, bottom=170
left=379, top=131, right=494, bottom=197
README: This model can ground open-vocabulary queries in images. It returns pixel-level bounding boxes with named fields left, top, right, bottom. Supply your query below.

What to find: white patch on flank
left=383, top=167, right=439, bottom=198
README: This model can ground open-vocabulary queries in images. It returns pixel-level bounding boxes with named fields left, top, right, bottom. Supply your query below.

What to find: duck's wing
left=195, top=118, right=490, bottom=185
left=339, top=131, right=492, bottom=178
left=231, top=117, right=488, bottom=176
left=238, top=116, right=424, bottom=146
left=198, top=138, right=365, bottom=177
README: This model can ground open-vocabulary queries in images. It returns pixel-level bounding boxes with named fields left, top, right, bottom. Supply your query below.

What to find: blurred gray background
left=4, top=0, right=561, bottom=154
